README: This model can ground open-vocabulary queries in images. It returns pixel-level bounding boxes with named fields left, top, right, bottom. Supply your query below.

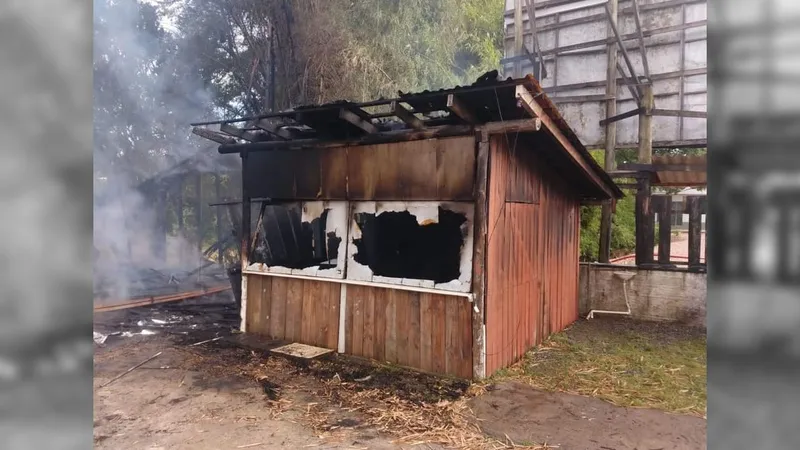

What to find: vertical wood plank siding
left=244, top=275, right=473, bottom=379
left=485, top=135, right=581, bottom=375
left=245, top=275, right=340, bottom=350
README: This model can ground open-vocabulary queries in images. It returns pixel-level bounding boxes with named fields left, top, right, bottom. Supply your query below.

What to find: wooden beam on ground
left=447, top=94, right=478, bottom=124
left=94, top=285, right=231, bottom=313
left=254, top=119, right=292, bottom=140
left=338, top=108, right=378, bottom=134
left=192, top=127, right=237, bottom=145
left=515, top=84, right=614, bottom=199
left=651, top=109, right=707, bottom=119
left=390, top=101, right=425, bottom=130
left=220, top=123, right=259, bottom=142
left=631, top=0, right=651, bottom=82
left=599, top=107, right=645, bottom=126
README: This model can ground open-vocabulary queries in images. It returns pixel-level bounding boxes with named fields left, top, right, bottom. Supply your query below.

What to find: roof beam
left=447, top=94, right=478, bottom=124
left=599, top=107, right=644, bottom=127
left=191, top=127, right=237, bottom=145
left=631, top=0, right=651, bottom=82
left=515, top=84, right=615, bottom=199
left=338, top=108, right=378, bottom=134
left=480, top=118, right=542, bottom=135
left=390, top=101, right=425, bottom=130
left=254, top=119, right=292, bottom=140
left=651, top=109, right=707, bottom=119
left=219, top=123, right=259, bottom=142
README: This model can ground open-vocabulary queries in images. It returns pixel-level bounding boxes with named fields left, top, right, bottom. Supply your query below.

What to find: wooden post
left=240, top=152, right=252, bottom=332
left=775, top=194, right=793, bottom=283
left=599, top=0, right=619, bottom=264
left=654, top=195, right=674, bottom=267
left=686, top=196, right=703, bottom=272
left=514, top=0, right=523, bottom=78
left=638, top=84, right=654, bottom=165
left=734, top=189, right=753, bottom=280
left=634, top=176, right=654, bottom=267
left=471, top=129, right=490, bottom=380
left=196, top=172, right=203, bottom=256
left=215, top=174, right=224, bottom=265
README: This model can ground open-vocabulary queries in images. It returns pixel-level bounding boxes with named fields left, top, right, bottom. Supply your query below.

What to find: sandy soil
left=94, top=337, right=412, bottom=450
left=469, top=382, right=706, bottom=450
left=94, top=331, right=707, bottom=450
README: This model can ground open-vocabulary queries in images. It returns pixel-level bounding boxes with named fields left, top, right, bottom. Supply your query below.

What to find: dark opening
left=352, top=207, right=467, bottom=284
left=250, top=204, right=341, bottom=270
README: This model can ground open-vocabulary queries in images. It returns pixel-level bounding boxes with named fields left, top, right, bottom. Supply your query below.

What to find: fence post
left=635, top=175, right=655, bottom=267
left=654, top=195, right=674, bottom=267
left=686, top=196, right=704, bottom=272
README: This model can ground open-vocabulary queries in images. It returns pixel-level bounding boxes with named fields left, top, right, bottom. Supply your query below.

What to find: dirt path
left=470, top=382, right=706, bottom=450
left=94, top=338, right=413, bottom=450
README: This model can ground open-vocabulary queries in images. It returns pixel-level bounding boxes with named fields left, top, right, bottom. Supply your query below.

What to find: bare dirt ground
left=94, top=300, right=706, bottom=449
left=470, top=382, right=706, bottom=450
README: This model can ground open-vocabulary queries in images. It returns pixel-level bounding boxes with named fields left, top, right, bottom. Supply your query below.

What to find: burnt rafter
left=390, top=101, right=425, bottom=130
left=219, top=123, right=259, bottom=142
left=338, top=107, right=378, bottom=134
left=446, top=94, right=478, bottom=124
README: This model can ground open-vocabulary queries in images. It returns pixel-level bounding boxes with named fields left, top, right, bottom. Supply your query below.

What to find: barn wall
left=243, top=273, right=473, bottom=379
left=244, top=275, right=341, bottom=349
left=244, top=136, right=476, bottom=201
left=344, top=285, right=473, bottom=379
left=485, top=135, right=581, bottom=375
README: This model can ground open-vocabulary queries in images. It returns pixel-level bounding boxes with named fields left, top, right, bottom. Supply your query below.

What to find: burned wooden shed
left=192, top=75, right=623, bottom=379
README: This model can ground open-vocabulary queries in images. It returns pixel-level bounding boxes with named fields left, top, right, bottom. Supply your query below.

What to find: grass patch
left=493, top=318, right=706, bottom=417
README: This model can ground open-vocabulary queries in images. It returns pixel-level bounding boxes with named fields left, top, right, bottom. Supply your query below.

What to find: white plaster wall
left=579, top=263, right=706, bottom=327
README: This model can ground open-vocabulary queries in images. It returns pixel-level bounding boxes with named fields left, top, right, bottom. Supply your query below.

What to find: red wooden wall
left=485, top=135, right=581, bottom=375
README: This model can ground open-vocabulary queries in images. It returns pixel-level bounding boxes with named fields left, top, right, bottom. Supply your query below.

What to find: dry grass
left=493, top=318, right=707, bottom=418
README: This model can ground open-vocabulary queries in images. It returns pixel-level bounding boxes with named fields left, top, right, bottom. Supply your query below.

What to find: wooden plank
left=350, top=286, right=365, bottom=357
left=686, top=196, right=703, bottom=270
left=325, top=282, right=340, bottom=350
left=436, top=136, right=477, bottom=201
left=345, top=284, right=355, bottom=354
left=400, top=140, right=438, bottom=199
left=654, top=196, right=674, bottom=266
left=391, top=101, right=424, bottom=130
left=471, top=132, right=489, bottom=379
left=407, top=292, right=422, bottom=370
left=246, top=274, right=263, bottom=334
left=419, top=293, right=434, bottom=373
left=630, top=0, right=651, bottom=81
left=651, top=109, right=708, bottom=119
left=638, top=85, right=655, bottom=164
left=269, top=276, right=287, bottom=339
left=446, top=94, right=478, bottom=124
left=481, top=118, right=541, bottom=134
left=362, top=286, right=376, bottom=359
left=385, top=289, right=398, bottom=363
left=445, top=296, right=461, bottom=376
left=430, top=296, right=447, bottom=375
left=284, top=278, right=304, bottom=342
left=220, top=123, right=259, bottom=142
left=635, top=177, right=655, bottom=266
left=599, top=107, right=644, bottom=127
left=255, top=119, right=292, bottom=140
left=260, top=275, right=273, bottom=336
left=395, top=291, right=411, bottom=366
left=458, top=297, right=473, bottom=379
left=373, top=289, right=387, bottom=362
left=191, top=126, right=237, bottom=145
left=320, top=147, right=348, bottom=199
left=312, top=281, right=328, bottom=347
left=339, top=108, right=378, bottom=134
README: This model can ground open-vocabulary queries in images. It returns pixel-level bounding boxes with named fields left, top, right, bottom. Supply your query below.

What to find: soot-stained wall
left=246, top=201, right=348, bottom=279
left=346, top=202, right=475, bottom=292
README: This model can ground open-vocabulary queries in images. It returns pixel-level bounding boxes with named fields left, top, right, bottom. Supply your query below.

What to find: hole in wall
left=352, top=206, right=467, bottom=284
left=251, top=205, right=341, bottom=270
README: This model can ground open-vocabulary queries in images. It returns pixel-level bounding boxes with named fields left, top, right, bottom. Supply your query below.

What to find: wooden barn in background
left=192, top=75, right=623, bottom=379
